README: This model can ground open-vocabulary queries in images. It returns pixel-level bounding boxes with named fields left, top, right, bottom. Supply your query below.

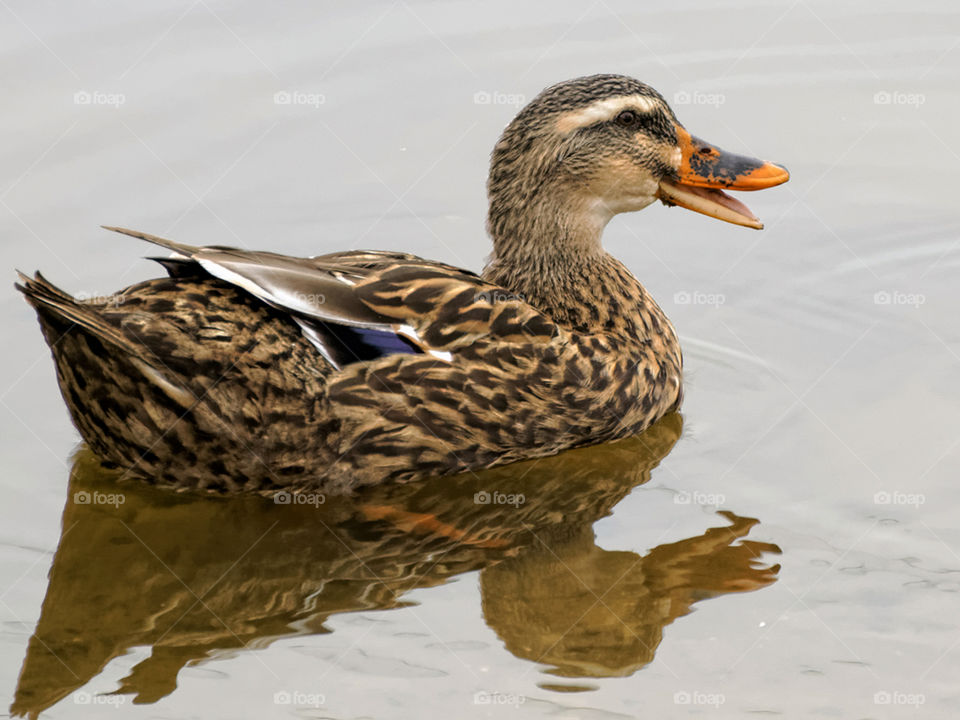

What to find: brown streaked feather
left=103, top=226, right=561, bottom=356
left=16, top=230, right=682, bottom=494
left=17, top=271, right=153, bottom=360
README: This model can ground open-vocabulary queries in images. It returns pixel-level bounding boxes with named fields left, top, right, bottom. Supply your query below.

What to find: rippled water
left=2, top=1, right=958, bottom=717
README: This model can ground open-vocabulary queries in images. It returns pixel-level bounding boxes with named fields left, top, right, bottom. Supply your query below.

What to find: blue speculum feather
left=319, top=322, right=420, bottom=366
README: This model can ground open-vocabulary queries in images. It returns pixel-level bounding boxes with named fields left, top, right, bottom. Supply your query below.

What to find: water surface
left=2, top=1, right=958, bottom=717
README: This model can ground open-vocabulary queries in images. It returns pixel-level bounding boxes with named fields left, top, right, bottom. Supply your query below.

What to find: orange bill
left=658, top=125, right=789, bottom=229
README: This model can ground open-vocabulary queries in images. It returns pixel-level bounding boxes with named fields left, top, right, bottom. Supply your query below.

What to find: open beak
left=657, top=126, right=789, bottom=229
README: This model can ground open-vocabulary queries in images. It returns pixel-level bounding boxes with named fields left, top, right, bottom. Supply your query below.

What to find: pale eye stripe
left=555, top=95, right=660, bottom=134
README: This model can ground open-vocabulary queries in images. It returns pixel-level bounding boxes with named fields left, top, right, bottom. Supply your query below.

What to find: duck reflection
left=11, top=414, right=779, bottom=717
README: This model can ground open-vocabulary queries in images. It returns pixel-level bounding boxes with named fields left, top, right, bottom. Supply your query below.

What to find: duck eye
left=615, top=110, right=639, bottom=127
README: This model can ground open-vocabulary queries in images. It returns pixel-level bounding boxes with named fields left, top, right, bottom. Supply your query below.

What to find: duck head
left=486, top=74, right=789, bottom=262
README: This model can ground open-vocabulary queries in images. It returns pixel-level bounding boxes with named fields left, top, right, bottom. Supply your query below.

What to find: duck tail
left=15, top=271, right=142, bottom=355
left=15, top=271, right=194, bottom=468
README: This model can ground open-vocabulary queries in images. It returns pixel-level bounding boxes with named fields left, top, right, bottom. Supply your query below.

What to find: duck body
left=20, top=234, right=681, bottom=493
left=17, top=75, right=787, bottom=494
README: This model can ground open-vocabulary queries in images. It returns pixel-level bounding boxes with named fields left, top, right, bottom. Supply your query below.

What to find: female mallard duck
left=17, top=74, right=788, bottom=494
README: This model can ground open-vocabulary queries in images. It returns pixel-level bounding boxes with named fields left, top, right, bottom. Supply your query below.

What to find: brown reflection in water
left=482, top=513, right=778, bottom=679
left=11, top=414, right=779, bottom=718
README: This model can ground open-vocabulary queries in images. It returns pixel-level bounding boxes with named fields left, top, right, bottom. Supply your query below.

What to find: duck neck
left=482, top=191, right=654, bottom=337
left=486, top=188, right=610, bottom=267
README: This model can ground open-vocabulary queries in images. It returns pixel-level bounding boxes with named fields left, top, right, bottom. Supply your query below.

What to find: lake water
left=2, top=1, right=958, bottom=717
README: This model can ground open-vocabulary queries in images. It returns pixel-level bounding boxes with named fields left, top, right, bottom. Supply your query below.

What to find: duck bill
left=658, top=126, right=789, bottom=230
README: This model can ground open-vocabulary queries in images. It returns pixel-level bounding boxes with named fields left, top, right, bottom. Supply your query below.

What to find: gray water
left=2, top=1, right=959, bottom=717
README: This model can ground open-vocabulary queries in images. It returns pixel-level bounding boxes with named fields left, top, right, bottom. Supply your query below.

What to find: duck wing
left=104, top=227, right=559, bottom=369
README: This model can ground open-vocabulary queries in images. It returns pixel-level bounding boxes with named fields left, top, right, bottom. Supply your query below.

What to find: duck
left=16, top=74, right=788, bottom=495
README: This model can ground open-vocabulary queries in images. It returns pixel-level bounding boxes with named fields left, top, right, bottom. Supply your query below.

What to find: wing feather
left=102, top=227, right=560, bottom=369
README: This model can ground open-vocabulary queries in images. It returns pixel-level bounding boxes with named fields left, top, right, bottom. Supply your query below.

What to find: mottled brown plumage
left=16, top=74, right=788, bottom=494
